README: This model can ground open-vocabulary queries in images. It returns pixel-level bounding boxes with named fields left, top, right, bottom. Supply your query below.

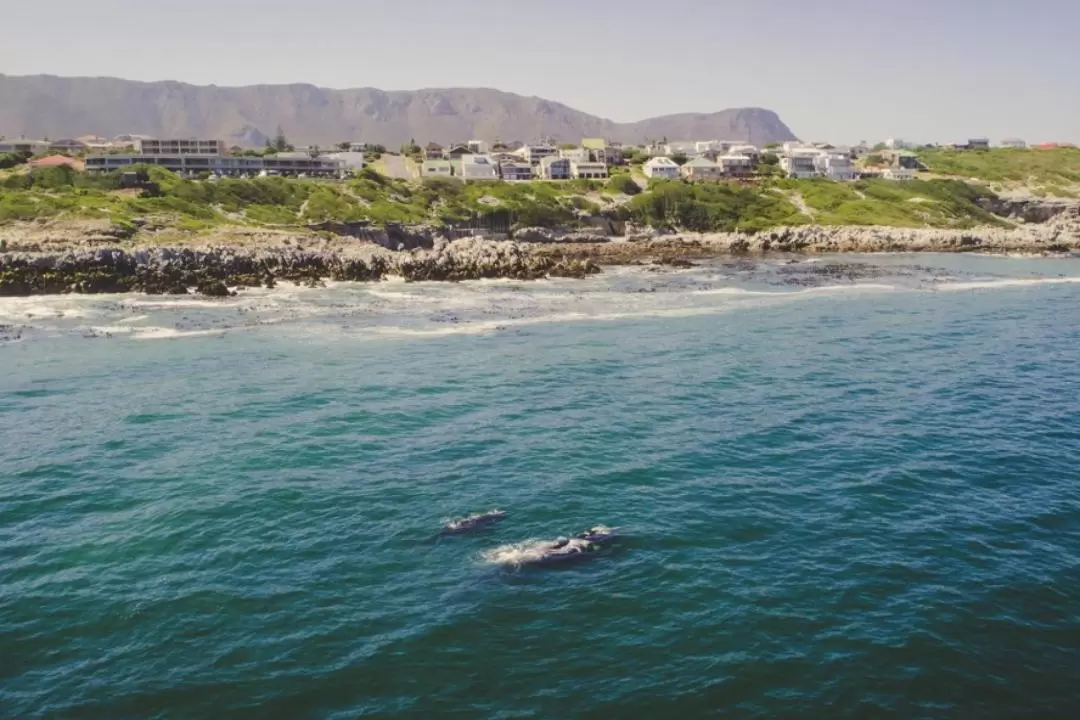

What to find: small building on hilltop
left=643, top=156, right=680, bottom=179
left=425, top=142, right=446, bottom=160
left=1001, top=138, right=1026, bottom=149
left=467, top=140, right=488, bottom=154
left=967, top=138, right=990, bottom=150
left=559, top=147, right=591, bottom=163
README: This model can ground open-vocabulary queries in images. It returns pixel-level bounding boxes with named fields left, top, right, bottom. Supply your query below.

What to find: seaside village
left=0, top=133, right=1066, bottom=185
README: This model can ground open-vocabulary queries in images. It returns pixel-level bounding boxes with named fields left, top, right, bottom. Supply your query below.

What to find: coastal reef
left=0, top=239, right=600, bottom=297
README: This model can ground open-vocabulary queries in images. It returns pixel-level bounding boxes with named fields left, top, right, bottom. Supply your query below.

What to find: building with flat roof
left=0, top=139, right=50, bottom=155
left=136, top=138, right=224, bottom=156
left=85, top=153, right=342, bottom=177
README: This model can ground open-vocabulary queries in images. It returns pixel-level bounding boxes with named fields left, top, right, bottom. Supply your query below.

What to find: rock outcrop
left=0, top=239, right=601, bottom=297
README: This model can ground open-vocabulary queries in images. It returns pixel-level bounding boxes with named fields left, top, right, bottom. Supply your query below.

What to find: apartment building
left=135, top=138, right=224, bottom=155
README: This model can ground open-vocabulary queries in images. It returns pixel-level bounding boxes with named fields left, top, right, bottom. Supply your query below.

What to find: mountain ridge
left=0, top=74, right=799, bottom=148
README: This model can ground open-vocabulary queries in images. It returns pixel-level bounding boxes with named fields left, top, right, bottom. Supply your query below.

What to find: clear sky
left=5, top=0, right=1078, bottom=143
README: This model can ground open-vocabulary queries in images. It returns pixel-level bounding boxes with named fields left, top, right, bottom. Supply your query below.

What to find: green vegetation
left=625, top=180, right=809, bottom=232
left=786, top=178, right=1006, bottom=228
left=917, top=147, right=1080, bottom=197
left=0, top=160, right=1027, bottom=235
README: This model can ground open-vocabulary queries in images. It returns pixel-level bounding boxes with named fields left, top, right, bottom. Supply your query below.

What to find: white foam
left=934, top=276, right=1080, bottom=292
left=481, top=539, right=560, bottom=567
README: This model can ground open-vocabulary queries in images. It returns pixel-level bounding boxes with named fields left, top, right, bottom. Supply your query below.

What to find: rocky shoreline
left=1, top=208, right=1078, bottom=296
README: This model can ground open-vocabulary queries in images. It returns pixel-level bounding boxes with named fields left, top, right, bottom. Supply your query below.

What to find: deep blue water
left=3, top=256, right=1080, bottom=718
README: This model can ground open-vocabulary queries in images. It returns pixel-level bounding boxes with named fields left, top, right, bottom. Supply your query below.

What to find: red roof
left=29, top=155, right=84, bottom=170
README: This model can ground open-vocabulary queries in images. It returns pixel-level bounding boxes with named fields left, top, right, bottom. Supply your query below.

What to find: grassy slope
left=917, top=148, right=1080, bottom=197
left=0, top=157, right=1056, bottom=235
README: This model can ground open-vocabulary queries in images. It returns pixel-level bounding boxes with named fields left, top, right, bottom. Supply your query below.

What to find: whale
left=482, top=525, right=621, bottom=567
left=442, top=509, right=508, bottom=534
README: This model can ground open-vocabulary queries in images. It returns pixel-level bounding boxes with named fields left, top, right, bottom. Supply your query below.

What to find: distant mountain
left=0, top=74, right=798, bottom=148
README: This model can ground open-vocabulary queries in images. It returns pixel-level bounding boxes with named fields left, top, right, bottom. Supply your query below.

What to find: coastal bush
left=605, top=174, right=641, bottom=196
left=627, top=180, right=806, bottom=232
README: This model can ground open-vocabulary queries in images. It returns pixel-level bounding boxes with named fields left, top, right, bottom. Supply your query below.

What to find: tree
left=558, top=143, right=578, bottom=150
left=760, top=152, right=779, bottom=166
left=671, top=152, right=689, bottom=166
left=272, top=126, right=293, bottom=153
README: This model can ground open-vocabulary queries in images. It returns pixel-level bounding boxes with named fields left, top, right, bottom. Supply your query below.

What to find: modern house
left=0, top=138, right=50, bottom=155
left=85, top=153, right=342, bottom=177
left=499, top=162, right=533, bottom=181
left=559, top=147, right=591, bottom=163
left=422, top=159, right=454, bottom=177
left=814, top=153, right=856, bottom=181
left=967, top=138, right=990, bottom=150
left=680, top=157, right=723, bottom=181
left=537, top=156, right=571, bottom=180
left=780, top=152, right=819, bottom=179
left=457, top=154, right=498, bottom=181
left=694, top=140, right=722, bottom=154
left=1000, top=138, right=1026, bottom=149
left=664, top=141, right=698, bottom=157
left=581, top=138, right=623, bottom=165
left=47, top=139, right=89, bottom=155
left=425, top=142, right=445, bottom=159
left=135, top=138, right=223, bottom=155
left=446, top=144, right=473, bottom=158
left=325, top=150, right=365, bottom=170
left=718, top=154, right=755, bottom=178
left=728, top=144, right=761, bottom=162
left=467, top=140, right=488, bottom=154
left=570, top=160, right=608, bottom=179
left=643, top=156, right=680, bottom=179
left=516, top=144, right=558, bottom=167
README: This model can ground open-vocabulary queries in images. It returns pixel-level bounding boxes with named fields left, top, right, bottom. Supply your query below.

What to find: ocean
left=3, top=254, right=1080, bottom=718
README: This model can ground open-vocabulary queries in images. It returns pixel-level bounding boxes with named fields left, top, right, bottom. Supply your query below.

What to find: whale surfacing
left=442, top=509, right=508, bottom=534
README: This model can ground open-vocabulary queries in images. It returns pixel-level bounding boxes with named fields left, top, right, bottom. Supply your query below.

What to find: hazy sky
left=5, top=0, right=1078, bottom=143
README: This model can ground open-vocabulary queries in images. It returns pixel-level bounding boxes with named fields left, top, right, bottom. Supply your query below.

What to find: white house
left=681, top=156, right=723, bottom=181
left=718, top=154, right=754, bottom=177
left=694, top=140, right=721, bottom=153
left=467, top=140, right=488, bottom=154
left=885, top=137, right=908, bottom=150
left=422, top=159, right=454, bottom=177
left=1001, top=138, right=1026, bottom=149
left=643, top=156, right=680, bottom=179
left=559, top=147, right=591, bottom=163
left=882, top=168, right=916, bottom=181
left=457, top=154, right=498, bottom=180
left=325, top=150, right=365, bottom=170
left=814, top=152, right=855, bottom=181
left=516, top=144, right=558, bottom=167
left=780, top=151, right=820, bottom=179
left=729, top=144, right=761, bottom=161
left=570, top=160, right=608, bottom=179
left=664, top=141, right=698, bottom=157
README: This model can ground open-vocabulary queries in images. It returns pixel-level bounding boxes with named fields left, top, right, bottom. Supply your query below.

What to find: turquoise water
left=3, top=255, right=1080, bottom=718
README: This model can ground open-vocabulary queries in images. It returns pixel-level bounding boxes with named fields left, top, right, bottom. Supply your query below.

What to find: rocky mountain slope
left=0, top=74, right=798, bottom=147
